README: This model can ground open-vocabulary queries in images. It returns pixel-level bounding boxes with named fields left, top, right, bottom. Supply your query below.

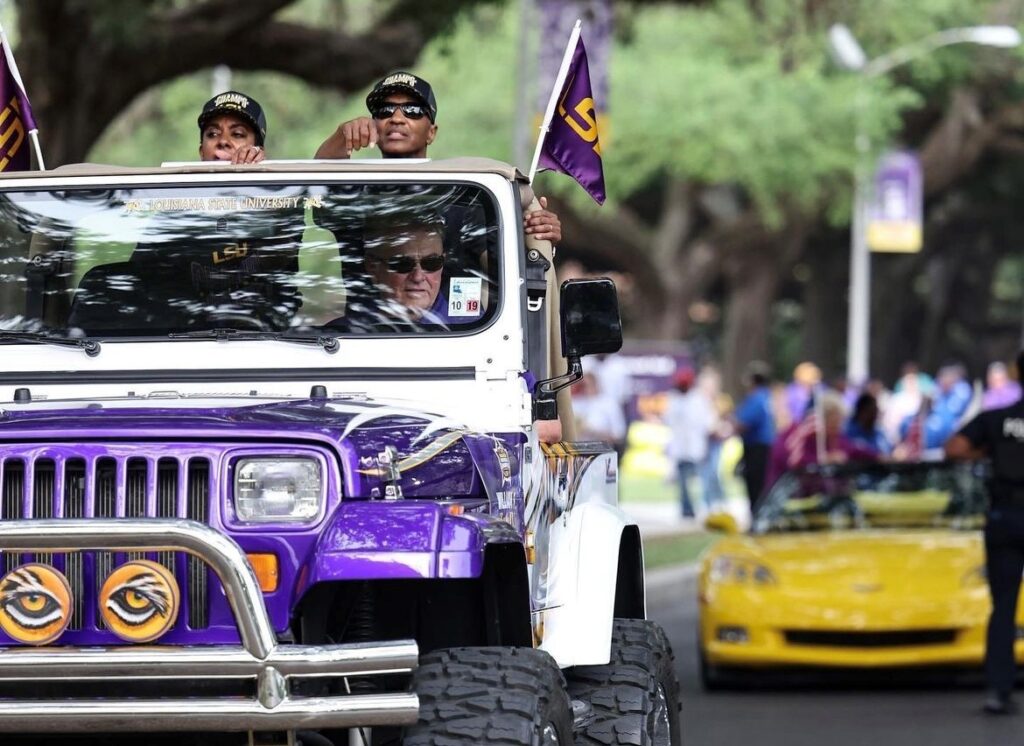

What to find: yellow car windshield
left=753, top=461, right=988, bottom=533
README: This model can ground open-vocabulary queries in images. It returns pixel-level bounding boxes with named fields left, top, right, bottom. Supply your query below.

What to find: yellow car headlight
left=709, top=556, right=776, bottom=586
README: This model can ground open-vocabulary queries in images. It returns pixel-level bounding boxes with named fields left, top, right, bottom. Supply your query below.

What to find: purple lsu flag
left=0, top=27, right=37, bottom=171
left=536, top=34, right=606, bottom=204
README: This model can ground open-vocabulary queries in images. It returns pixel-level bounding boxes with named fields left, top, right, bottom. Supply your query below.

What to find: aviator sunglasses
left=377, top=254, right=445, bottom=274
left=372, top=102, right=428, bottom=120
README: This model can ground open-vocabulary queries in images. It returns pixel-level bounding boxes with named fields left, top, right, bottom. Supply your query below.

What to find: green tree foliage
left=90, top=0, right=1016, bottom=218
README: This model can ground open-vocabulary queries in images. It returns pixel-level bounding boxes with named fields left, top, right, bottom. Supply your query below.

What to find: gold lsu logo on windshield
left=0, top=564, right=73, bottom=645
left=212, top=242, right=249, bottom=264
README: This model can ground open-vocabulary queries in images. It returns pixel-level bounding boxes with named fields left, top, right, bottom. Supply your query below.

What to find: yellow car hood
left=702, top=530, right=987, bottom=629
left=729, top=531, right=981, bottom=592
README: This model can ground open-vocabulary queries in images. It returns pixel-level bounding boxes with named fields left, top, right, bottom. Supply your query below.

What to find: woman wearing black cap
left=197, top=90, right=267, bottom=164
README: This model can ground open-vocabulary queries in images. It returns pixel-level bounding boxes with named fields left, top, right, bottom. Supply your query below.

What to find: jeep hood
left=0, top=396, right=520, bottom=500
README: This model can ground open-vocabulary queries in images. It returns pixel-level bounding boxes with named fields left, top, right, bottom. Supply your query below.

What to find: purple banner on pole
left=867, top=151, right=922, bottom=253
left=0, top=36, right=37, bottom=172
left=537, top=35, right=607, bottom=204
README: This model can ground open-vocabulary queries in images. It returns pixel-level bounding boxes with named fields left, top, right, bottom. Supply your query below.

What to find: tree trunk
left=870, top=253, right=925, bottom=382
left=800, top=229, right=849, bottom=377
left=720, top=224, right=806, bottom=397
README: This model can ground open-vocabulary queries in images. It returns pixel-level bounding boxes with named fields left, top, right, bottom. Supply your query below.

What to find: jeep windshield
left=0, top=182, right=499, bottom=339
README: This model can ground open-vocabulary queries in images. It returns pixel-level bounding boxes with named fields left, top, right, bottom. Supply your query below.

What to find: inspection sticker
left=448, top=277, right=483, bottom=317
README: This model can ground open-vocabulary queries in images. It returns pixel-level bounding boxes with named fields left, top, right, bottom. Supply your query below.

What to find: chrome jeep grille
left=0, top=452, right=213, bottom=633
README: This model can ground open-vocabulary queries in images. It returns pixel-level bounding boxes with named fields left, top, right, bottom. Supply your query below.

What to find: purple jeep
left=0, top=158, right=680, bottom=745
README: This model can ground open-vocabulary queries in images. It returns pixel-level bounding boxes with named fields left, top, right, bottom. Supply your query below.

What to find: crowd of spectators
left=659, top=357, right=1018, bottom=520
left=568, top=353, right=1021, bottom=519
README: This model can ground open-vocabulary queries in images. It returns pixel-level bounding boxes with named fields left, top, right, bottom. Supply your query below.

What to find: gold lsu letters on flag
left=0, top=96, right=25, bottom=171
left=557, top=75, right=601, bottom=156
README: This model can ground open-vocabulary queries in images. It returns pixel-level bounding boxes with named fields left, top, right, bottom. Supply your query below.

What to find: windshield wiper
left=0, top=331, right=101, bottom=357
left=167, top=328, right=339, bottom=354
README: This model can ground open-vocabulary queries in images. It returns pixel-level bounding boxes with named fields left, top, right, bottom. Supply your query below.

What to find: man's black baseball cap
left=198, top=91, right=267, bottom=146
left=366, top=72, right=437, bottom=122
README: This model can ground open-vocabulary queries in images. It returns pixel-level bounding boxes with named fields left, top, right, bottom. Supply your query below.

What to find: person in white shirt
left=573, top=373, right=627, bottom=448
left=664, top=366, right=714, bottom=518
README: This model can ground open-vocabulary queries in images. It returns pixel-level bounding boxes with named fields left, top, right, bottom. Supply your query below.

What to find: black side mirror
left=533, top=278, right=623, bottom=422
left=560, top=278, right=623, bottom=359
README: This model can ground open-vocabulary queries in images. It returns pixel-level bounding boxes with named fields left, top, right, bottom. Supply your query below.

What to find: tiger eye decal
left=99, top=560, right=180, bottom=643
left=0, top=564, right=73, bottom=645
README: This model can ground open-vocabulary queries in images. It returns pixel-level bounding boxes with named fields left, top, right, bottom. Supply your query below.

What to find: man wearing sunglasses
left=363, top=218, right=454, bottom=324
left=314, top=72, right=562, bottom=245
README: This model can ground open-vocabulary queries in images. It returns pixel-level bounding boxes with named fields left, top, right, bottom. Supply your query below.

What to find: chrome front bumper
left=0, top=519, right=419, bottom=733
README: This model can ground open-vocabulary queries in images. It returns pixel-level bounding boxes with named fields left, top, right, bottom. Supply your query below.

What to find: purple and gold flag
left=0, top=28, right=37, bottom=172
left=537, top=35, right=606, bottom=204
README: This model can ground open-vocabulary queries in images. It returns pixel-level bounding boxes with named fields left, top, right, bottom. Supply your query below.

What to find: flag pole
left=527, top=18, right=582, bottom=183
left=814, top=384, right=826, bottom=464
left=0, top=22, right=43, bottom=170
left=28, top=130, right=43, bottom=170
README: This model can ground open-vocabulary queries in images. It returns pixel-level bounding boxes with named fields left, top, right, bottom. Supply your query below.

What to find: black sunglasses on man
left=372, top=103, right=428, bottom=120
left=374, top=253, right=445, bottom=274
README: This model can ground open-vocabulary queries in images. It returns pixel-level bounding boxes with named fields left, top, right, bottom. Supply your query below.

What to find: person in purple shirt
left=777, top=393, right=878, bottom=476
left=783, top=362, right=820, bottom=425
left=983, top=361, right=1022, bottom=411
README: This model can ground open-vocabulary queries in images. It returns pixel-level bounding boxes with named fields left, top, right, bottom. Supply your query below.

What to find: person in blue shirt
left=897, top=365, right=975, bottom=455
left=733, top=361, right=776, bottom=507
left=844, top=392, right=891, bottom=456
left=933, top=363, right=973, bottom=428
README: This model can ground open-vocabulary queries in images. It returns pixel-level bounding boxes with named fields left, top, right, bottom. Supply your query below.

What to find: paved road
left=648, top=571, right=1024, bottom=746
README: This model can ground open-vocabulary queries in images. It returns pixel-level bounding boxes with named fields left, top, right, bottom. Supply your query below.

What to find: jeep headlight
left=234, top=458, right=322, bottom=522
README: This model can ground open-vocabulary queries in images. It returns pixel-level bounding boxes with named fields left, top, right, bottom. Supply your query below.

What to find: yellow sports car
left=697, top=460, right=1012, bottom=687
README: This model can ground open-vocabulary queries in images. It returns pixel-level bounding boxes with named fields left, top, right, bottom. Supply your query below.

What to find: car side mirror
left=560, top=278, right=623, bottom=359
left=533, top=279, right=623, bottom=422
left=704, top=513, right=739, bottom=535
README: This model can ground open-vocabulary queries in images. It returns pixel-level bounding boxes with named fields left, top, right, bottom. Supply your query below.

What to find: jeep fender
left=536, top=501, right=645, bottom=668
left=296, top=501, right=521, bottom=592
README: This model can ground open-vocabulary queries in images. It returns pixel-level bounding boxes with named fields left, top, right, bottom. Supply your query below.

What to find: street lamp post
left=828, top=23, right=1022, bottom=385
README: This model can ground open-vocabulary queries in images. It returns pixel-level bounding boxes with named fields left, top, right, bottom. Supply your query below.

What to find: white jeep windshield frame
left=0, top=171, right=530, bottom=431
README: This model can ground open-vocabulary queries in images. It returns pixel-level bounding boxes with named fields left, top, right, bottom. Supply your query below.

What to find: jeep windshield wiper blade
left=167, top=329, right=339, bottom=354
left=0, top=331, right=101, bottom=357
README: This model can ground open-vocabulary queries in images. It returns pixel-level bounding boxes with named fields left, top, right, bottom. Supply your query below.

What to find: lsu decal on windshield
left=0, top=564, right=73, bottom=645
left=99, top=560, right=180, bottom=643
left=212, top=241, right=249, bottom=264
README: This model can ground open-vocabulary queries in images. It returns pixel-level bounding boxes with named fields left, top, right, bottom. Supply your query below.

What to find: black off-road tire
left=402, top=646, right=574, bottom=745
left=567, top=619, right=682, bottom=746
